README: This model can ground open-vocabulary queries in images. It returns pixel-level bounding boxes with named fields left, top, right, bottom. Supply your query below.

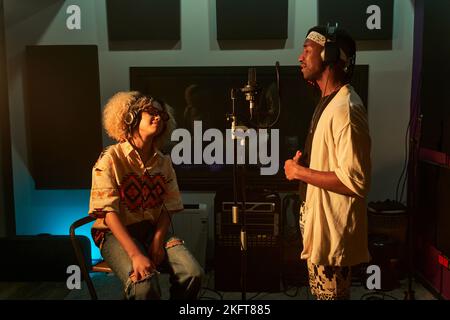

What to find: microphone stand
left=227, top=88, right=248, bottom=300
left=404, top=114, right=422, bottom=300
left=225, top=63, right=279, bottom=300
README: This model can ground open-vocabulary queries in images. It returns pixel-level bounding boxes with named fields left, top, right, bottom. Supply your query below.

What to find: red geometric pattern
left=120, top=172, right=167, bottom=211
left=142, top=174, right=166, bottom=208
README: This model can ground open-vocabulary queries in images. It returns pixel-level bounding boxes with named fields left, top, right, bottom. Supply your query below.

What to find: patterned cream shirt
left=88, top=141, right=183, bottom=247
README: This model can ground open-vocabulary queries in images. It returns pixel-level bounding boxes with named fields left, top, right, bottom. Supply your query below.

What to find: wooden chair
left=69, top=215, right=112, bottom=300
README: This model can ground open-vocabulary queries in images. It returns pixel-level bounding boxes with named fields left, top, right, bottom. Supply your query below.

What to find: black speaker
left=280, top=194, right=308, bottom=288
left=417, top=161, right=450, bottom=258
left=435, top=167, right=450, bottom=257
left=368, top=234, right=400, bottom=291
left=214, top=189, right=281, bottom=292
left=0, top=235, right=91, bottom=281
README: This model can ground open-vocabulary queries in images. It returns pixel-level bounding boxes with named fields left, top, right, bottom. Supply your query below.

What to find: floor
left=0, top=270, right=438, bottom=300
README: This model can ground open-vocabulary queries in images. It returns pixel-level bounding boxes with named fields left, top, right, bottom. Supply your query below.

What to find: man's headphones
left=321, top=22, right=340, bottom=66
left=320, top=23, right=355, bottom=76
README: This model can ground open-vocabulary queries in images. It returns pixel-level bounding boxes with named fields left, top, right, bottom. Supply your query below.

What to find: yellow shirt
left=300, top=85, right=371, bottom=266
left=88, top=141, right=183, bottom=246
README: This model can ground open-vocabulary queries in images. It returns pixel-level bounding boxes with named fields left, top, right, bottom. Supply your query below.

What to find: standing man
left=284, top=25, right=371, bottom=300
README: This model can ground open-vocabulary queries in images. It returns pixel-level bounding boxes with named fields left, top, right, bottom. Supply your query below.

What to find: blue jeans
left=101, top=231, right=204, bottom=300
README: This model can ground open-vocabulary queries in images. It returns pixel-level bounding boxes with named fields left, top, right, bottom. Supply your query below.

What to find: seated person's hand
left=130, top=253, right=156, bottom=282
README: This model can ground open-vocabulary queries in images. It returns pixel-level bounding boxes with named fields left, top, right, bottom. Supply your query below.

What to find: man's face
left=298, top=39, right=325, bottom=81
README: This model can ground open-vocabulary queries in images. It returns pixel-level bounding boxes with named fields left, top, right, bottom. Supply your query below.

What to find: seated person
left=89, top=91, right=204, bottom=300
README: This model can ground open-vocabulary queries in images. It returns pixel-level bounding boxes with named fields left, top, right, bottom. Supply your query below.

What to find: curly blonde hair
left=103, top=91, right=176, bottom=150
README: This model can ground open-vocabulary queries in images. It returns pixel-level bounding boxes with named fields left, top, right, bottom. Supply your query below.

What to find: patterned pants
left=307, top=260, right=352, bottom=300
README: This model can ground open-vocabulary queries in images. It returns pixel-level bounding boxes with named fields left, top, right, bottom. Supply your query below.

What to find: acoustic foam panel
left=318, top=0, right=393, bottom=40
left=25, top=45, right=102, bottom=189
left=106, top=0, right=180, bottom=42
left=216, top=0, right=288, bottom=40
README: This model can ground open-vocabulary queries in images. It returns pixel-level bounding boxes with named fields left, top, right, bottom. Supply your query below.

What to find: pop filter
left=252, top=61, right=282, bottom=129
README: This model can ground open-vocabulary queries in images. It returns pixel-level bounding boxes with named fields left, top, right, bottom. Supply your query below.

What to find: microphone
left=241, top=67, right=259, bottom=119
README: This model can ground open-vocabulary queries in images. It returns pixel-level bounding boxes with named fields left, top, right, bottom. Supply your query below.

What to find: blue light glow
left=15, top=189, right=101, bottom=260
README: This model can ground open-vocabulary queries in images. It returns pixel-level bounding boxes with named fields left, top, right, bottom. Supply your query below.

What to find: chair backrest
left=69, top=216, right=96, bottom=269
left=69, top=215, right=112, bottom=299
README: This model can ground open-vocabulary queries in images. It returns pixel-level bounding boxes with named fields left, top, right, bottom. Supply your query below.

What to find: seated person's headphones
left=124, top=94, right=169, bottom=135
left=124, top=93, right=145, bottom=132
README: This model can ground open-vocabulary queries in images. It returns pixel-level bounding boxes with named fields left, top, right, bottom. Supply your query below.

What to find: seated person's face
left=138, top=106, right=167, bottom=138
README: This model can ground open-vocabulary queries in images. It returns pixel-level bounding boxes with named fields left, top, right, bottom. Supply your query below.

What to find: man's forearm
left=296, top=166, right=357, bottom=197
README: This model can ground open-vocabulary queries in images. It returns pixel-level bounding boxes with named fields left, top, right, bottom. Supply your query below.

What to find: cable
left=399, top=167, right=409, bottom=204
left=396, top=62, right=423, bottom=204
left=248, top=292, right=263, bottom=300
left=395, top=117, right=412, bottom=203
left=199, top=288, right=223, bottom=300
left=198, top=272, right=223, bottom=300
left=282, top=285, right=300, bottom=298
left=159, top=202, right=174, bottom=236
left=360, top=291, right=399, bottom=300
left=305, top=285, right=311, bottom=300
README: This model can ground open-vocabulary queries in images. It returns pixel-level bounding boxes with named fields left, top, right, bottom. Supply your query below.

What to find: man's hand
left=284, top=150, right=358, bottom=197
left=293, top=150, right=302, bottom=163
left=284, top=151, right=303, bottom=181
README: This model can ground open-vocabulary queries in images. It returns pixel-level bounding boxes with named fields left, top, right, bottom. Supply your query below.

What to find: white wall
left=4, top=0, right=414, bottom=250
left=358, top=2, right=414, bottom=201
left=4, top=0, right=99, bottom=239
